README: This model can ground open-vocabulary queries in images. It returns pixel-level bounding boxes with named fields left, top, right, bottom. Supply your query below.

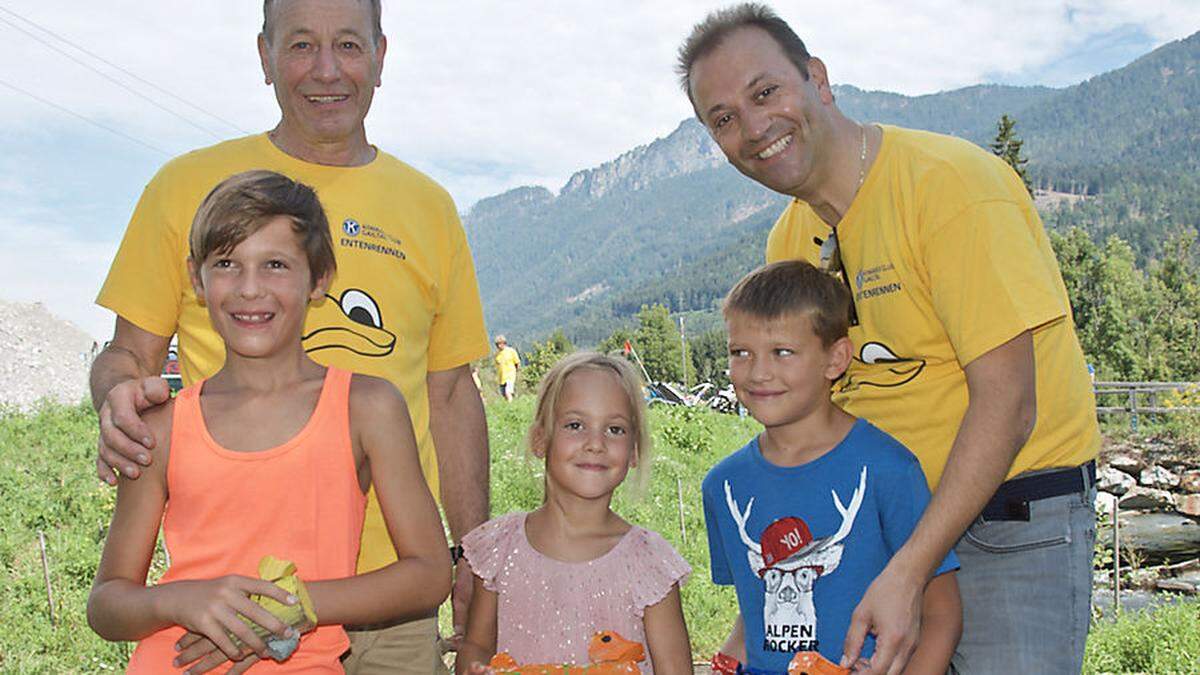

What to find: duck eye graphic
left=340, top=289, right=382, bottom=328
left=838, top=341, right=926, bottom=392
left=860, top=342, right=902, bottom=364
left=302, top=287, right=396, bottom=357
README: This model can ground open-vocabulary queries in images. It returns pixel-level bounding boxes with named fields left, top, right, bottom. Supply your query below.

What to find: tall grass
left=3, top=399, right=1197, bottom=671
left=0, top=402, right=129, bottom=672
left=1084, top=599, right=1200, bottom=673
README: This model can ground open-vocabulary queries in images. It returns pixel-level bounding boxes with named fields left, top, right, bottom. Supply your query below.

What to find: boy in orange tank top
left=88, top=170, right=452, bottom=673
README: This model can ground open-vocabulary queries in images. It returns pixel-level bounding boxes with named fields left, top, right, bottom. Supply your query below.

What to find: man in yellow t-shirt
left=89, top=1, right=487, bottom=673
left=679, top=6, right=1098, bottom=674
left=492, top=335, right=520, bottom=401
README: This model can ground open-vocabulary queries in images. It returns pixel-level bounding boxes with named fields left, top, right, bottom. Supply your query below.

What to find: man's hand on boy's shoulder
left=91, top=316, right=173, bottom=485
left=97, top=376, right=172, bottom=484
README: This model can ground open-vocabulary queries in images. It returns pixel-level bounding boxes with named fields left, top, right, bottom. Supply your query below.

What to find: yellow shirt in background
left=494, top=346, right=520, bottom=385
left=97, top=134, right=489, bottom=572
left=766, top=125, right=1099, bottom=489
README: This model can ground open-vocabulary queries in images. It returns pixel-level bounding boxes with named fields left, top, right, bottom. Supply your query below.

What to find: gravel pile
left=0, top=299, right=96, bottom=410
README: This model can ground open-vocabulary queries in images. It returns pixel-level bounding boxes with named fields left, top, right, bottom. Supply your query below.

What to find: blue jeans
left=951, top=472, right=1096, bottom=674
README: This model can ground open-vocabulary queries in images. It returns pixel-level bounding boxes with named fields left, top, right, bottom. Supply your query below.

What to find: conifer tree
left=990, top=114, right=1033, bottom=196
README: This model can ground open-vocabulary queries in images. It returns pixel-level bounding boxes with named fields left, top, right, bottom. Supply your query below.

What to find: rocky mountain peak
left=466, top=185, right=554, bottom=226
left=559, top=118, right=724, bottom=201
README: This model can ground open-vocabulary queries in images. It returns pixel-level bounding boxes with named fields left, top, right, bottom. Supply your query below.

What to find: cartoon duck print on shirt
left=812, top=234, right=926, bottom=394
left=837, top=342, right=925, bottom=394
left=723, top=467, right=867, bottom=654
left=302, top=288, right=397, bottom=357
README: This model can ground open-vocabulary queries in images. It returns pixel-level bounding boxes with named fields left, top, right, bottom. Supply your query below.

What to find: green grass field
left=2, top=399, right=1197, bottom=672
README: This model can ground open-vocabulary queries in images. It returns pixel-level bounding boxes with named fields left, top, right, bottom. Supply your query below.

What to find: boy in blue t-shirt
left=702, top=261, right=961, bottom=674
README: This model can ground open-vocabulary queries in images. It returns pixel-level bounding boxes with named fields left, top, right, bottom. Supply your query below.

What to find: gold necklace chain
left=857, top=123, right=868, bottom=190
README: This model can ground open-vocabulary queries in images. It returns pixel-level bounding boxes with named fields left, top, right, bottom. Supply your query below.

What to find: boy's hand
left=172, top=633, right=259, bottom=675
left=162, top=576, right=297, bottom=661
left=97, top=376, right=170, bottom=484
left=467, top=661, right=493, bottom=675
left=841, top=565, right=922, bottom=675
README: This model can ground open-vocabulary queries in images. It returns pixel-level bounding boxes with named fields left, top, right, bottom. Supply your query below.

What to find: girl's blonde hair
left=527, top=351, right=652, bottom=494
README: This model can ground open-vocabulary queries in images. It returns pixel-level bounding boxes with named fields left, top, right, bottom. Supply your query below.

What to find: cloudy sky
left=2, top=1, right=1198, bottom=341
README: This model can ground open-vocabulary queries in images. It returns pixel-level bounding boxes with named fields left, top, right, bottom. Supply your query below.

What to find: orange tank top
left=127, top=367, right=366, bottom=674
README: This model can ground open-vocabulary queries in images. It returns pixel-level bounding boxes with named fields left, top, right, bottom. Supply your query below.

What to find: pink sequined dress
left=462, top=511, right=690, bottom=673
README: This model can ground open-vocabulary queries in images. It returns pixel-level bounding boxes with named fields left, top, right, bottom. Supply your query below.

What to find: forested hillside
left=465, top=31, right=1200, bottom=373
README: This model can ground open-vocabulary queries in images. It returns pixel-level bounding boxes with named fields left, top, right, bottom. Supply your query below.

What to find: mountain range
left=465, top=31, right=1200, bottom=346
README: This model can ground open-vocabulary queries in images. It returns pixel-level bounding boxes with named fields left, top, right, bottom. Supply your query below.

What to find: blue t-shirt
left=701, top=418, right=959, bottom=672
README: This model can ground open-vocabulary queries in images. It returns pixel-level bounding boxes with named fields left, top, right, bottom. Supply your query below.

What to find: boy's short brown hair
left=722, top=260, right=850, bottom=346
left=189, top=170, right=336, bottom=287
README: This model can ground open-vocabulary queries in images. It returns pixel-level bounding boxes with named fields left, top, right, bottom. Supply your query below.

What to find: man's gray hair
left=675, top=3, right=812, bottom=112
left=262, top=0, right=383, bottom=45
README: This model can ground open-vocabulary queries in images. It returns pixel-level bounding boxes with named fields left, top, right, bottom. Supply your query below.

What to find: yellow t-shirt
left=494, top=346, right=520, bottom=385
left=97, top=134, right=488, bottom=572
left=766, top=125, right=1099, bottom=489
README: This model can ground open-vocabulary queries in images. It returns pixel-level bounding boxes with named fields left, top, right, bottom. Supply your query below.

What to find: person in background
left=493, top=335, right=520, bottom=402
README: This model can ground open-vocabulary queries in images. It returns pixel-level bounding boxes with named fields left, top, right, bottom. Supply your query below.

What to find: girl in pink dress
left=458, top=352, right=693, bottom=675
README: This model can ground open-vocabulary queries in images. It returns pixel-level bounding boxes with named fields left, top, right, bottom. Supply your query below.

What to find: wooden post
left=38, top=530, right=56, bottom=626
left=1128, top=387, right=1138, bottom=433
left=1113, top=500, right=1121, bottom=617
left=678, top=317, right=689, bottom=390
left=676, top=477, right=688, bottom=546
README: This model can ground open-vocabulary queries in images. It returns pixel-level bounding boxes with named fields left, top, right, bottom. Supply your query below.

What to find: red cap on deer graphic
left=760, top=516, right=816, bottom=568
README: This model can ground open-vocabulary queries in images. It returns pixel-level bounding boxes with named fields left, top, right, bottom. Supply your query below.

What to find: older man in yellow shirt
left=492, top=335, right=521, bottom=402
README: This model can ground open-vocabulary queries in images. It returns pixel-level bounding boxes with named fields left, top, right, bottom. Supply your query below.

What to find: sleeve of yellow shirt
left=922, top=200, right=1068, bottom=366
left=427, top=199, right=489, bottom=371
left=95, top=168, right=185, bottom=338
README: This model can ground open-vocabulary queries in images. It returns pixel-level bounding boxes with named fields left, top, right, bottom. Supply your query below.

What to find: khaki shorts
left=343, top=616, right=449, bottom=675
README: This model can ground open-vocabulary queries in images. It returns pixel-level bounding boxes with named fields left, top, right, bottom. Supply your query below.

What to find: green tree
left=1148, top=229, right=1200, bottom=380
left=633, top=304, right=693, bottom=384
left=690, top=328, right=730, bottom=387
left=600, top=305, right=695, bottom=384
left=1086, top=237, right=1152, bottom=379
left=521, top=329, right=574, bottom=390
left=1050, top=227, right=1101, bottom=338
left=990, top=113, right=1033, bottom=196
left=598, top=326, right=636, bottom=358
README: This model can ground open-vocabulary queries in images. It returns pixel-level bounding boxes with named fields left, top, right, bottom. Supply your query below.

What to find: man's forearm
left=892, top=408, right=1026, bottom=577
left=89, top=345, right=155, bottom=413
left=890, top=333, right=1037, bottom=579
left=429, top=370, right=490, bottom=541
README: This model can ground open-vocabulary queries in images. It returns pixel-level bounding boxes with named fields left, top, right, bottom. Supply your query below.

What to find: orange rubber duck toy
left=787, top=651, right=850, bottom=675
left=489, top=630, right=645, bottom=675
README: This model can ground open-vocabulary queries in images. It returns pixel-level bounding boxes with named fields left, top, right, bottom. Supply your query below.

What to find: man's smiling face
left=689, top=27, right=834, bottom=197
left=259, top=0, right=386, bottom=149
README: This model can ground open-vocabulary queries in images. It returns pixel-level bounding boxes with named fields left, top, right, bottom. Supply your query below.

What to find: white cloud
left=3, top=1, right=1197, bottom=204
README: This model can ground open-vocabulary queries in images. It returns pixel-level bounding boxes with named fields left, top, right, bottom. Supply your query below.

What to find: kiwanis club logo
left=338, top=216, right=406, bottom=260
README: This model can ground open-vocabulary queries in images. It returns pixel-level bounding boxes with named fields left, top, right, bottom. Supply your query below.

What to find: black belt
left=980, top=460, right=1096, bottom=522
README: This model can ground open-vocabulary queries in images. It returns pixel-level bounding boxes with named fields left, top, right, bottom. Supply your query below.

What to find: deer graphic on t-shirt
left=724, top=467, right=866, bottom=653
